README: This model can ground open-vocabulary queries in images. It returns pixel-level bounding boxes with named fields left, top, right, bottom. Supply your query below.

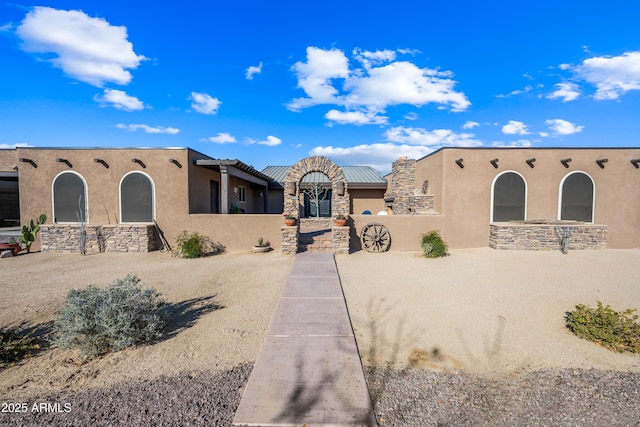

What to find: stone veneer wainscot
left=489, top=222, right=607, bottom=250
left=41, top=224, right=158, bottom=253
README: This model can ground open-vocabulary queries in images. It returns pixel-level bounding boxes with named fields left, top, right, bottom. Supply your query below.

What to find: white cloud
left=397, top=48, right=421, bottom=55
left=353, top=48, right=396, bottom=69
left=502, top=120, right=529, bottom=135
left=204, top=132, right=236, bottom=144
left=491, top=140, right=533, bottom=148
left=94, top=89, right=145, bottom=111
left=462, top=120, right=479, bottom=129
left=574, top=51, right=640, bottom=100
left=545, top=119, right=584, bottom=135
left=190, top=92, right=221, bottom=114
left=247, top=135, right=282, bottom=146
left=287, top=46, right=470, bottom=119
left=310, top=143, right=434, bottom=173
left=310, top=124, right=483, bottom=172
left=16, top=6, right=146, bottom=86
left=116, top=124, right=179, bottom=134
left=559, top=63, right=571, bottom=71
left=344, top=61, right=470, bottom=112
left=384, top=126, right=482, bottom=147
left=546, top=82, right=581, bottom=102
left=404, top=112, right=418, bottom=121
left=288, top=47, right=350, bottom=111
left=0, top=142, right=33, bottom=149
left=539, top=131, right=550, bottom=137
left=497, top=85, right=532, bottom=98
left=325, top=109, right=388, bottom=125
left=245, top=62, right=263, bottom=80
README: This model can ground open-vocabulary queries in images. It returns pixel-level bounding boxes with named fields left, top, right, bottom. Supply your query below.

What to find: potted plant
left=335, top=214, right=347, bottom=227
left=283, top=214, right=296, bottom=226
left=252, top=237, right=271, bottom=253
left=0, top=237, right=22, bottom=256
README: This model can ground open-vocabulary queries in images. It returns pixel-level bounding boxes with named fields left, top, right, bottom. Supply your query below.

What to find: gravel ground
left=3, top=364, right=639, bottom=426
left=0, top=364, right=252, bottom=427
left=365, top=366, right=640, bottom=426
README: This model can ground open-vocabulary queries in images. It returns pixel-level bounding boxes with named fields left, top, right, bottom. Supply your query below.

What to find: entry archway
left=281, top=156, right=350, bottom=254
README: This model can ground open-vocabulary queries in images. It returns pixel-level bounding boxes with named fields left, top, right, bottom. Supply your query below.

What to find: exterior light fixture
left=631, top=159, right=640, bottom=169
left=18, top=158, right=37, bottom=168
left=336, top=181, right=345, bottom=196
left=169, top=158, right=182, bottom=168
left=56, top=158, right=72, bottom=167
left=526, top=158, right=536, bottom=168
left=596, top=159, right=608, bottom=169
left=285, top=182, right=296, bottom=196
left=233, top=187, right=238, bottom=194
left=455, top=158, right=464, bottom=169
left=560, top=158, right=572, bottom=168
left=93, top=158, right=109, bottom=168
left=131, top=158, right=146, bottom=168
left=490, top=158, right=499, bottom=169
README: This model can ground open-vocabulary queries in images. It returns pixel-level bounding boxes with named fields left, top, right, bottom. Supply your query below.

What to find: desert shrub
left=420, top=230, right=448, bottom=258
left=566, top=301, right=640, bottom=353
left=0, top=327, right=40, bottom=369
left=172, top=231, right=223, bottom=258
left=54, top=275, right=166, bottom=359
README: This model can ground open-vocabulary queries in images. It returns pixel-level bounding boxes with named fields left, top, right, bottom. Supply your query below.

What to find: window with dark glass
left=492, top=172, right=526, bottom=222
left=53, top=172, right=86, bottom=223
left=561, top=173, right=593, bottom=222
left=121, top=173, right=153, bottom=222
left=0, top=177, right=20, bottom=226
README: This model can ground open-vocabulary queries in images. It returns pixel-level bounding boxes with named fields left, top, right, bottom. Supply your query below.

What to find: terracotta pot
left=0, top=242, right=22, bottom=256
left=284, top=218, right=296, bottom=226
left=335, top=219, right=347, bottom=227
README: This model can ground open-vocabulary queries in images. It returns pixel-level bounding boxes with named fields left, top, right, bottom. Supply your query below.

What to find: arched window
left=120, top=172, right=154, bottom=223
left=491, top=171, right=526, bottom=222
left=52, top=171, right=88, bottom=223
left=559, top=172, right=594, bottom=222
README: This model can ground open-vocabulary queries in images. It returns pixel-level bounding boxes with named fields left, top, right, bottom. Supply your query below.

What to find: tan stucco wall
left=0, top=149, right=18, bottom=171
left=349, top=189, right=386, bottom=214
left=351, top=214, right=445, bottom=252
left=15, top=148, right=191, bottom=250
left=185, top=214, right=283, bottom=251
left=417, top=148, right=640, bottom=249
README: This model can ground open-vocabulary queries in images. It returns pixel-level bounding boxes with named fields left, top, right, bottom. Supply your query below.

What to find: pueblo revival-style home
left=0, top=146, right=639, bottom=254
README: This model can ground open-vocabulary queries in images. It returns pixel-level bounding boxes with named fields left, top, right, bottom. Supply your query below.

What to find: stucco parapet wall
left=489, top=222, right=607, bottom=250
left=41, top=224, right=157, bottom=254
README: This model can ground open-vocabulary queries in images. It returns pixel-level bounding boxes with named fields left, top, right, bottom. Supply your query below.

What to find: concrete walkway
left=233, top=253, right=377, bottom=427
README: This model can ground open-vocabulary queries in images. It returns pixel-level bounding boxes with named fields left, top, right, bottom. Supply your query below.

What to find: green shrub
left=172, top=231, right=218, bottom=258
left=420, top=230, right=448, bottom=258
left=566, top=301, right=640, bottom=353
left=54, top=275, right=166, bottom=359
left=0, top=327, right=40, bottom=369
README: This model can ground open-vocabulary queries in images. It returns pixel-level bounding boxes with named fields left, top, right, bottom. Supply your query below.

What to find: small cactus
left=19, top=214, right=47, bottom=253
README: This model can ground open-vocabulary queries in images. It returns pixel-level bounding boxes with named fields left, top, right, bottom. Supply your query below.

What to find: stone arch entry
left=281, top=156, right=350, bottom=254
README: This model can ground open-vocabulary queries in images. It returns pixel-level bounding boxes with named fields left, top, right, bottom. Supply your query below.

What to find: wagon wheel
left=360, top=223, right=391, bottom=252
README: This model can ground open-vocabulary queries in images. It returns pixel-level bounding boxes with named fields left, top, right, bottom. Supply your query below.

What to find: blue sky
left=1, top=1, right=640, bottom=173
